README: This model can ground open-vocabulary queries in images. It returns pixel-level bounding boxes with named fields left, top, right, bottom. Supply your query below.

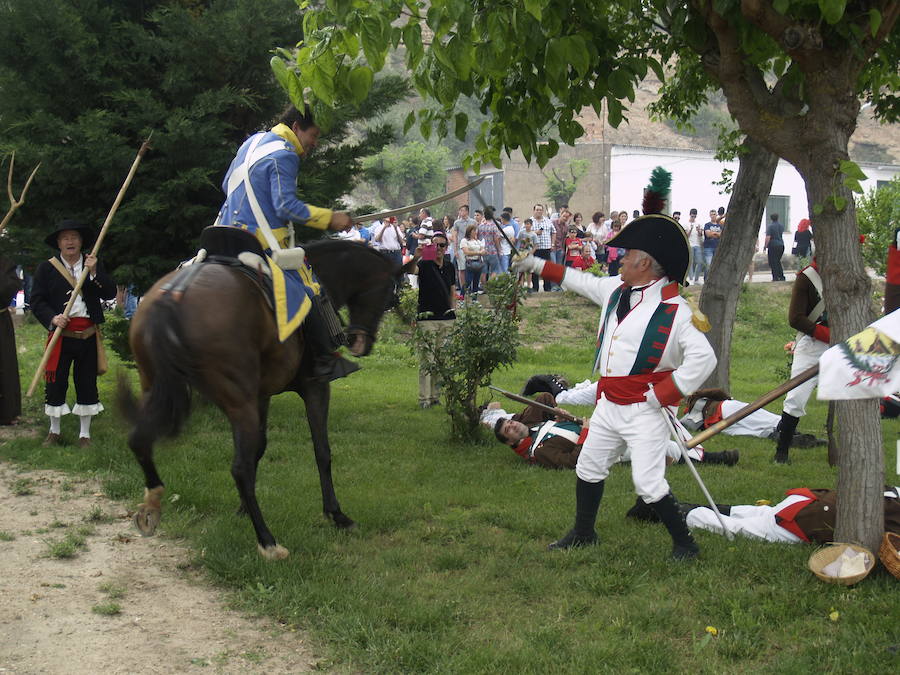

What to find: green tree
left=543, top=159, right=589, bottom=211
left=362, top=141, right=451, bottom=209
left=858, top=176, right=900, bottom=276
left=283, top=0, right=899, bottom=551
left=0, top=0, right=403, bottom=291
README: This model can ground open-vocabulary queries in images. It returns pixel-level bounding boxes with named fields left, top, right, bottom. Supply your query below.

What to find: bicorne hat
left=44, top=219, right=96, bottom=250
left=605, top=214, right=690, bottom=285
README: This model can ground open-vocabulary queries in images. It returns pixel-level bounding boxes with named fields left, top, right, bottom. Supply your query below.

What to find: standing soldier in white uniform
left=514, top=215, right=716, bottom=560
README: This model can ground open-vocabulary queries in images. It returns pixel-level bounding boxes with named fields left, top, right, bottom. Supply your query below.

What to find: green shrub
left=413, top=273, right=522, bottom=440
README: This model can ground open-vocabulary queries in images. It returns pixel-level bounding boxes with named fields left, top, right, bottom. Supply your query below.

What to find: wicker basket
left=878, top=532, right=900, bottom=580
left=808, top=543, right=875, bottom=585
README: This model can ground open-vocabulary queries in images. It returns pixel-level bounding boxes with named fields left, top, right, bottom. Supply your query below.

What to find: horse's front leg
left=298, top=380, right=356, bottom=529
left=226, top=402, right=288, bottom=560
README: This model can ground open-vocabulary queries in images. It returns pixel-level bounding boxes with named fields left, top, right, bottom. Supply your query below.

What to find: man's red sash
left=597, top=371, right=671, bottom=405
left=45, top=317, right=93, bottom=382
left=774, top=487, right=817, bottom=542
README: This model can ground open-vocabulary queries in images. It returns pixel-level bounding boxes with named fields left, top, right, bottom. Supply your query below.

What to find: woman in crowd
left=792, top=218, right=813, bottom=266
left=605, top=221, right=623, bottom=276
left=460, top=224, right=486, bottom=295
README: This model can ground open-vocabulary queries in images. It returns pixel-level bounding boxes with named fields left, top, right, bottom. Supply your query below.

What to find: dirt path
left=0, top=461, right=318, bottom=674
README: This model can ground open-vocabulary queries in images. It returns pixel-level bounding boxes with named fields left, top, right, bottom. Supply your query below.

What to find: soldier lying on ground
left=481, top=392, right=738, bottom=470
left=521, top=374, right=825, bottom=446
left=626, top=486, right=900, bottom=543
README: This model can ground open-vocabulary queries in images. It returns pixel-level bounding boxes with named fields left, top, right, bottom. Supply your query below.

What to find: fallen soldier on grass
left=481, top=392, right=738, bottom=470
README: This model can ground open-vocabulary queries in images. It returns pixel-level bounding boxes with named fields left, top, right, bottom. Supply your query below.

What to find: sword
left=488, top=385, right=584, bottom=425
left=353, top=176, right=486, bottom=225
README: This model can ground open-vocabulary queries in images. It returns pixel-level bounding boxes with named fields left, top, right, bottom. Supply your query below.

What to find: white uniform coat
left=553, top=268, right=716, bottom=501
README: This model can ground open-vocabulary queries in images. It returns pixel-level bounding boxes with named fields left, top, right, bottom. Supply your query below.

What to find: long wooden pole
left=684, top=364, right=819, bottom=448
left=26, top=137, right=152, bottom=397
left=487, top=385, right=584, bottom=425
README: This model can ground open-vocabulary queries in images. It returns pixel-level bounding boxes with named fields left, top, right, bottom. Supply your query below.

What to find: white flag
left=817, top=310, right=900, bottom=400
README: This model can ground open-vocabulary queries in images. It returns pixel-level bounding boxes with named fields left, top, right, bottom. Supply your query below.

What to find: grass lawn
left=2, top=282, right=897, bottom=673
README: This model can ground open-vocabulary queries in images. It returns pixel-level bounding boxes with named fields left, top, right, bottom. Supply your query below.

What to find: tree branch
left=0, top=152, right=41, bottom=233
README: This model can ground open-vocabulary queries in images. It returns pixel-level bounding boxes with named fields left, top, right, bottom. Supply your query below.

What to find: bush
left=102, top=312, right=134, bottom=369
left=412, top=273, right=522, bottom=441
left=857, top=176, right=900, bottom=276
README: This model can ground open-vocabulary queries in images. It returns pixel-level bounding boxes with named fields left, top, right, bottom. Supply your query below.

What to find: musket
left=353, top=176, right=486, bottom=225
left=488, top=385, right=584, bottom=425
left=26, top=136, right=152, bottom=397
left=684, top=364, right=819, bottom=448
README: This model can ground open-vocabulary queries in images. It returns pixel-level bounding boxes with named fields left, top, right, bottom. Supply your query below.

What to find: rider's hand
left=329, top=212, right=353, bottom=231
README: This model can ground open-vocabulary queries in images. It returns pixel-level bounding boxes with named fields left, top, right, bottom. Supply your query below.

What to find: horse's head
left=305, top=240, right=406, bottom=357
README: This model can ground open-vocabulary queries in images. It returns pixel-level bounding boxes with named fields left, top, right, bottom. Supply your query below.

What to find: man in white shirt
left=372, top=216, right=404, bottom=267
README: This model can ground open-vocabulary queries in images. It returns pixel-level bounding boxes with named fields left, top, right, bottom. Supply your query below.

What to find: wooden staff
left=26, top=137, right=152, bottom=397
left=488, top=385, right=584, bottom=425
left=684, top=365, right=819, bottom=448
left=1, top=151, right=41, bottom=233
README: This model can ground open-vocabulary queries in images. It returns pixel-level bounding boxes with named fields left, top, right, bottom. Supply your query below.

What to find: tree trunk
left=699, top=137, right=779, bottom=390
left=800, top=155, right=884, bottom=554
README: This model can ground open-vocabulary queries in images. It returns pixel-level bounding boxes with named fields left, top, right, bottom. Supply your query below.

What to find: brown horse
left=118, top=237, right=404, bottom=559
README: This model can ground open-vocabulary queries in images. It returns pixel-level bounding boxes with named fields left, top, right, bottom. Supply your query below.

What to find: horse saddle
left=164, top=226, right=274, bottom=308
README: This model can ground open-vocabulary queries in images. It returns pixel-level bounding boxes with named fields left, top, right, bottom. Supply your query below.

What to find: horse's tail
left=117, top=292, right=193, bottom=445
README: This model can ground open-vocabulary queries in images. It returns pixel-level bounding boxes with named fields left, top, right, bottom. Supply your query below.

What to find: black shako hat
left=605, top=214, right=690, bottom=285
left=44, top=219, right=96, bottom=250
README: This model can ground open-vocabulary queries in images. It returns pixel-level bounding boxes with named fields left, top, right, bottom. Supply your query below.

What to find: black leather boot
left=702, top=449, right=739, bottom=465
left=549, top=478, right=603, bottom=550
left=650, top=492, right=700, bottom=560
left=773, top=413, right=799, bottom=464
left=625, top=496, right=660, bottom=522
left=303, top=306, right=360, bottom=381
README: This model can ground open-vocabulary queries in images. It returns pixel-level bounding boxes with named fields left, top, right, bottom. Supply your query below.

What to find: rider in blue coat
left=218, top=105, right=357, bottom=379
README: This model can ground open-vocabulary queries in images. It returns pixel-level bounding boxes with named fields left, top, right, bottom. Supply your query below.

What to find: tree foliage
left=0, top=0, right=404, bottom=291
left=361, top=141, right=450, bottom=209
left=858, top=176, right=900, bottom=276
left=543, top=158, right=589, bottom=211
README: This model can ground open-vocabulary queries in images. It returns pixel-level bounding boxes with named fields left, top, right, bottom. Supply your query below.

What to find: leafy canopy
left=279, top=0, right=660, bottom=170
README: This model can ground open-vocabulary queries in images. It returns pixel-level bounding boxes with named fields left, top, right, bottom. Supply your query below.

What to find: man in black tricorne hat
left=513, top=214, right=716, bottom=560
left=30, top=220, right=115, bottom=446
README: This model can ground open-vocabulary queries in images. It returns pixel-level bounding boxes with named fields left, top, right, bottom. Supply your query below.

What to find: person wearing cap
left=217, top=105, right=357, bottom=381
left=30, top=220, right=116, bottom=446
left=513, top=215, right=716, bottom=559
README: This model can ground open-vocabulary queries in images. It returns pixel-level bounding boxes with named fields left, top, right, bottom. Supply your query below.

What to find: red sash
left=704, top=401, right=724, bottom=427
left=774, top=487, right=817, bottom=542
left=45, top=317, right=93, bottom=382
left=597, top=371, right=671, bottom=405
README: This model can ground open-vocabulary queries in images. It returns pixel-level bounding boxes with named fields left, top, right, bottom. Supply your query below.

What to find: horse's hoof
left=133, top=505, right=161, bottom=536
left=257, top=543, right=289, bottom=560
left=331, top=513, right=357, bottom=530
